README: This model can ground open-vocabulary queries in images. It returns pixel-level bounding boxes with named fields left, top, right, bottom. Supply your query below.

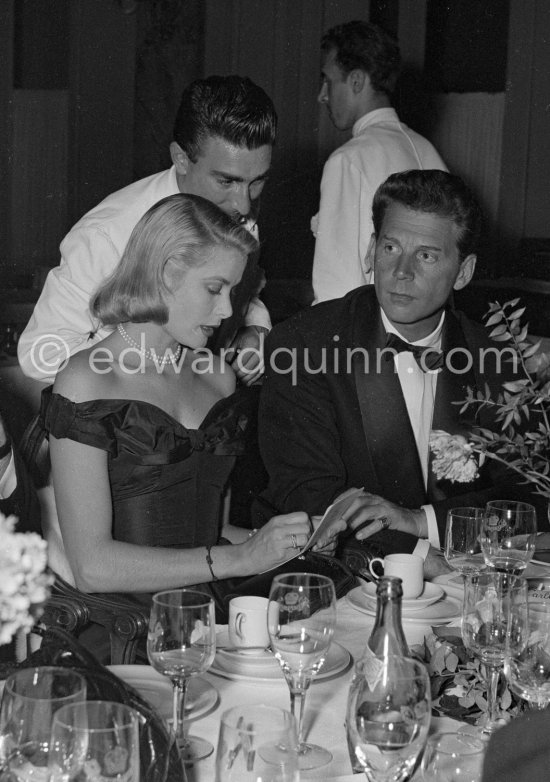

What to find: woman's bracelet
left=248, top=528, right=258, bottom=539
left=205, top=545, right=218, bottom=581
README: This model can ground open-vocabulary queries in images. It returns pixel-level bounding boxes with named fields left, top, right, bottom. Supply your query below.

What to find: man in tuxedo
left=258, top=169, right=543, bottom=561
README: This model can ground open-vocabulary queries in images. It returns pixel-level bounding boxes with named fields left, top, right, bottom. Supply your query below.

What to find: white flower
left=0, top=512, right=53, bottom=646
left=429, top=430, right=480, bottom=483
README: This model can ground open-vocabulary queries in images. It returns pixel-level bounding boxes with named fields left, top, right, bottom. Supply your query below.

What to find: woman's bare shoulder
left=53, top=346, right=116, bottom=402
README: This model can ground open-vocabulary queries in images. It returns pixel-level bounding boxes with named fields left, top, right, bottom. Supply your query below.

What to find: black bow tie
left=385, top=332, right=445, bottom=372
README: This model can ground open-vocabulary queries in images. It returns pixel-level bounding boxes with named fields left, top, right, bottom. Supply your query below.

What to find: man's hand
left=310, top=514, right=347, bottom=555
left=335, top=489, right=428, bottom=540
left=423, top=545, right=452, bottom=579
left=226, top=325, right=269, bottom=386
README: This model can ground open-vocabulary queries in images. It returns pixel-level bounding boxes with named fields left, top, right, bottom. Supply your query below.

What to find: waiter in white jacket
left=312, top=20, right=447, bottom=304
left=18, top=75, right=275, bottom=385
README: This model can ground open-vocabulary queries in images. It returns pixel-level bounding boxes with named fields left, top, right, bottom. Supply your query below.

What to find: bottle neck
left=368, top=580, right=409, bottom=657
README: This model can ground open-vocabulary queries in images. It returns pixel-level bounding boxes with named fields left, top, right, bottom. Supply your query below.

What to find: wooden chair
left=39, top=575, right=149, bottom=665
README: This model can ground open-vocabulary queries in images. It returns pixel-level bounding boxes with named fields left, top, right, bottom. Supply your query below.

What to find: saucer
left=347, top=586, right=461, bottom=624
left=108, top=665, right=218, bottom=722
left=360, top=581, right=445, bottom=612
left=210, top=641, right=351, bottom=683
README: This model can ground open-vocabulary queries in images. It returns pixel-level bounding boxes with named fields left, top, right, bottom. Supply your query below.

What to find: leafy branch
left=431, top=299, right=550, bottom=500
left=411, top=627, right=526, bottom=725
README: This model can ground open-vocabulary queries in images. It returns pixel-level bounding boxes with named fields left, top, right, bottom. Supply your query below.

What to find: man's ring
left=291, top=533, right=298, bottom=549
left=379, top=517, right=389, bottom=530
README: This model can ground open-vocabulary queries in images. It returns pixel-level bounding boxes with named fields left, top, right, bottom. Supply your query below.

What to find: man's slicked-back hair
left=173, top=75, right=277, bottom=162
left=372, top=170, right=483, bottom=261
left=91, top=193, right=258, bottom=326
left=321, top=20, right=400, bottom=94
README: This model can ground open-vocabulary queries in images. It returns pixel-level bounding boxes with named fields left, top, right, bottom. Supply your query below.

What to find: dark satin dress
left=40, top=386, right=250, bottom=615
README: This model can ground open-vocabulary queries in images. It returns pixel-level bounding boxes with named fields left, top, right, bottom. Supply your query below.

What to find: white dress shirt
left=18, top=166, right=271, bottom=383
left=381, top=309, right=444, bottom=552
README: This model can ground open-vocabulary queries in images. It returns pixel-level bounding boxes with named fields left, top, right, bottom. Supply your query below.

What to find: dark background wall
left=1, top=0, right=550, bottom=291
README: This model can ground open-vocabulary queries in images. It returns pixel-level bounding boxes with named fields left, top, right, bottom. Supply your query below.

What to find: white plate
left=108, top=665, right=218, bottom=722
left=346, top=586, right=461, bottom=624
left=432, top=573, right=465, bottom=601
left=360, top=581, right=444, bottom=612
left=209, top=641, right=352, bottom=683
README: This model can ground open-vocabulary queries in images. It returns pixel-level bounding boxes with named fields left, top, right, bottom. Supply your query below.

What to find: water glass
left=481, top=500, right=537, bottom=574
left=462, top=571, right=529, bottom=737
left=268, top=572, right=336, bottom=770
left=505, top=601, right=550, bottom=709
left=0, top=666, right=87, bottom=776
left=346, top=655, right=431, bottom=781
left=215, top=704, right=299, bottom=782
left=445, top=507, right=485, bottom=575
left=421, top=732, right=485, bottom=781
left=147, top=589, right=216, bottom=763
left=49, top=700, right=140, bottom=781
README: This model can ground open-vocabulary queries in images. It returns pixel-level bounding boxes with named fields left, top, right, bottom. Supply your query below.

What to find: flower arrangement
left=0, top=512, right=53, bottom=646
left=411, top=626, right=526, bottom=725
left=430, top=299, right=550, bottom=499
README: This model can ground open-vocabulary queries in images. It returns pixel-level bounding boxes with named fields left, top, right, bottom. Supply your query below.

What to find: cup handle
left=235, top=612, right=246, bottom=640
left=368, top=557, right=384, bottom=579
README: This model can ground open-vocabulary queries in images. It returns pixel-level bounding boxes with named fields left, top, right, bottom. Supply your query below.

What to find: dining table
left=177, top=573, right=467, bottom=782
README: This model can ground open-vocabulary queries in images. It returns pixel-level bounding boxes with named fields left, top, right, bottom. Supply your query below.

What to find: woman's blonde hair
left=91, top=193, right=258, bottom=325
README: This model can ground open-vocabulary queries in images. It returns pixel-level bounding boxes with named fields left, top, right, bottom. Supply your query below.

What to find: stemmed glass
left=267, top=572, right=337, bottom=771
left=215, top=704, right=299, bottom=781
left=445, top=507, right=486, bottom=576
left=48, top=700, right=141, bottom=782
left=346, top=655, right=431, bottom=781
left=462, top=571, right=529, bottom=737
left=504, top=601, right=550, bottom=709
left=147, top=589, right=216, bottom=764
left=421, top=731, right=485, bottom=782
left=0, top=666, right=87, bottom=776
left=481, top=500, right=537, bottom=574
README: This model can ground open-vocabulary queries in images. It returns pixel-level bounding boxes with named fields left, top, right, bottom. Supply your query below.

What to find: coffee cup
left=228, top=595, right=269, bottom=651
left=368, top=553, right=424, bottom=598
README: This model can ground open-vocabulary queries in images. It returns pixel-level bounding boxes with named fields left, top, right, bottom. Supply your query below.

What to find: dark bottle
left=366, top=575, right=409, bottom=657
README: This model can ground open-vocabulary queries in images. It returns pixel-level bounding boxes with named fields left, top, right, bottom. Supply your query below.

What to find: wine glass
left=421, top=731, right=485, bottom=782
left=214, top=704, right=299, bottom=781
left=48, top=700, right=141, bottom=781
left=504, top=600, right=550, bottom=709
left=462, top=571, right=529, bottom=737
left=267, top=572, right=336, bottom=771
left=346, top=655, right=431, bottom=781
left=0, top=666, right=87, bottom=776
left=481, top=500, right=537, bottom=574
left=445, top=507, right=486, bottom=575
left=147, top=589, right=216, bottom=764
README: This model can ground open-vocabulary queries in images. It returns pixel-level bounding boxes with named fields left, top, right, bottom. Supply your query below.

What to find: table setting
left=3, top=495, right=550, bottom=781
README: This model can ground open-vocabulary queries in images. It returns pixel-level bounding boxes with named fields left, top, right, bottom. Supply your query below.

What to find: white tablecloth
left=184, top=591, right=460, bottom=782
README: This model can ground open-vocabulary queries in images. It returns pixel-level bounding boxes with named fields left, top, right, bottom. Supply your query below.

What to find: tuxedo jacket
left=258, top=286, right=545, bottom=552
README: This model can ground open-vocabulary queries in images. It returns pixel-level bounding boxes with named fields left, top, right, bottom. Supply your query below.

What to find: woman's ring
left=291, top=533, right=299, bottom=549
left=379, top=517, right=389, bottom=530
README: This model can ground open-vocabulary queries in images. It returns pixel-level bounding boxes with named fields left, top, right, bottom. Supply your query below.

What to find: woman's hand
left=243, top=512, right=311, bottom=572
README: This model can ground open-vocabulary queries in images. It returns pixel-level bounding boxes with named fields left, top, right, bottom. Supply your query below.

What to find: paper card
left=261, top=488, right=364, bottom=573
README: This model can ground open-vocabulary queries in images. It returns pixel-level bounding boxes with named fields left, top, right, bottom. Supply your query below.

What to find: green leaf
left=509, top=307, right=526, bottom=320
left=485, top=312, right=504, bottom=327
left=522, top=341, right=542, bottom=358
left=490, top=324, right=508, bottom=337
